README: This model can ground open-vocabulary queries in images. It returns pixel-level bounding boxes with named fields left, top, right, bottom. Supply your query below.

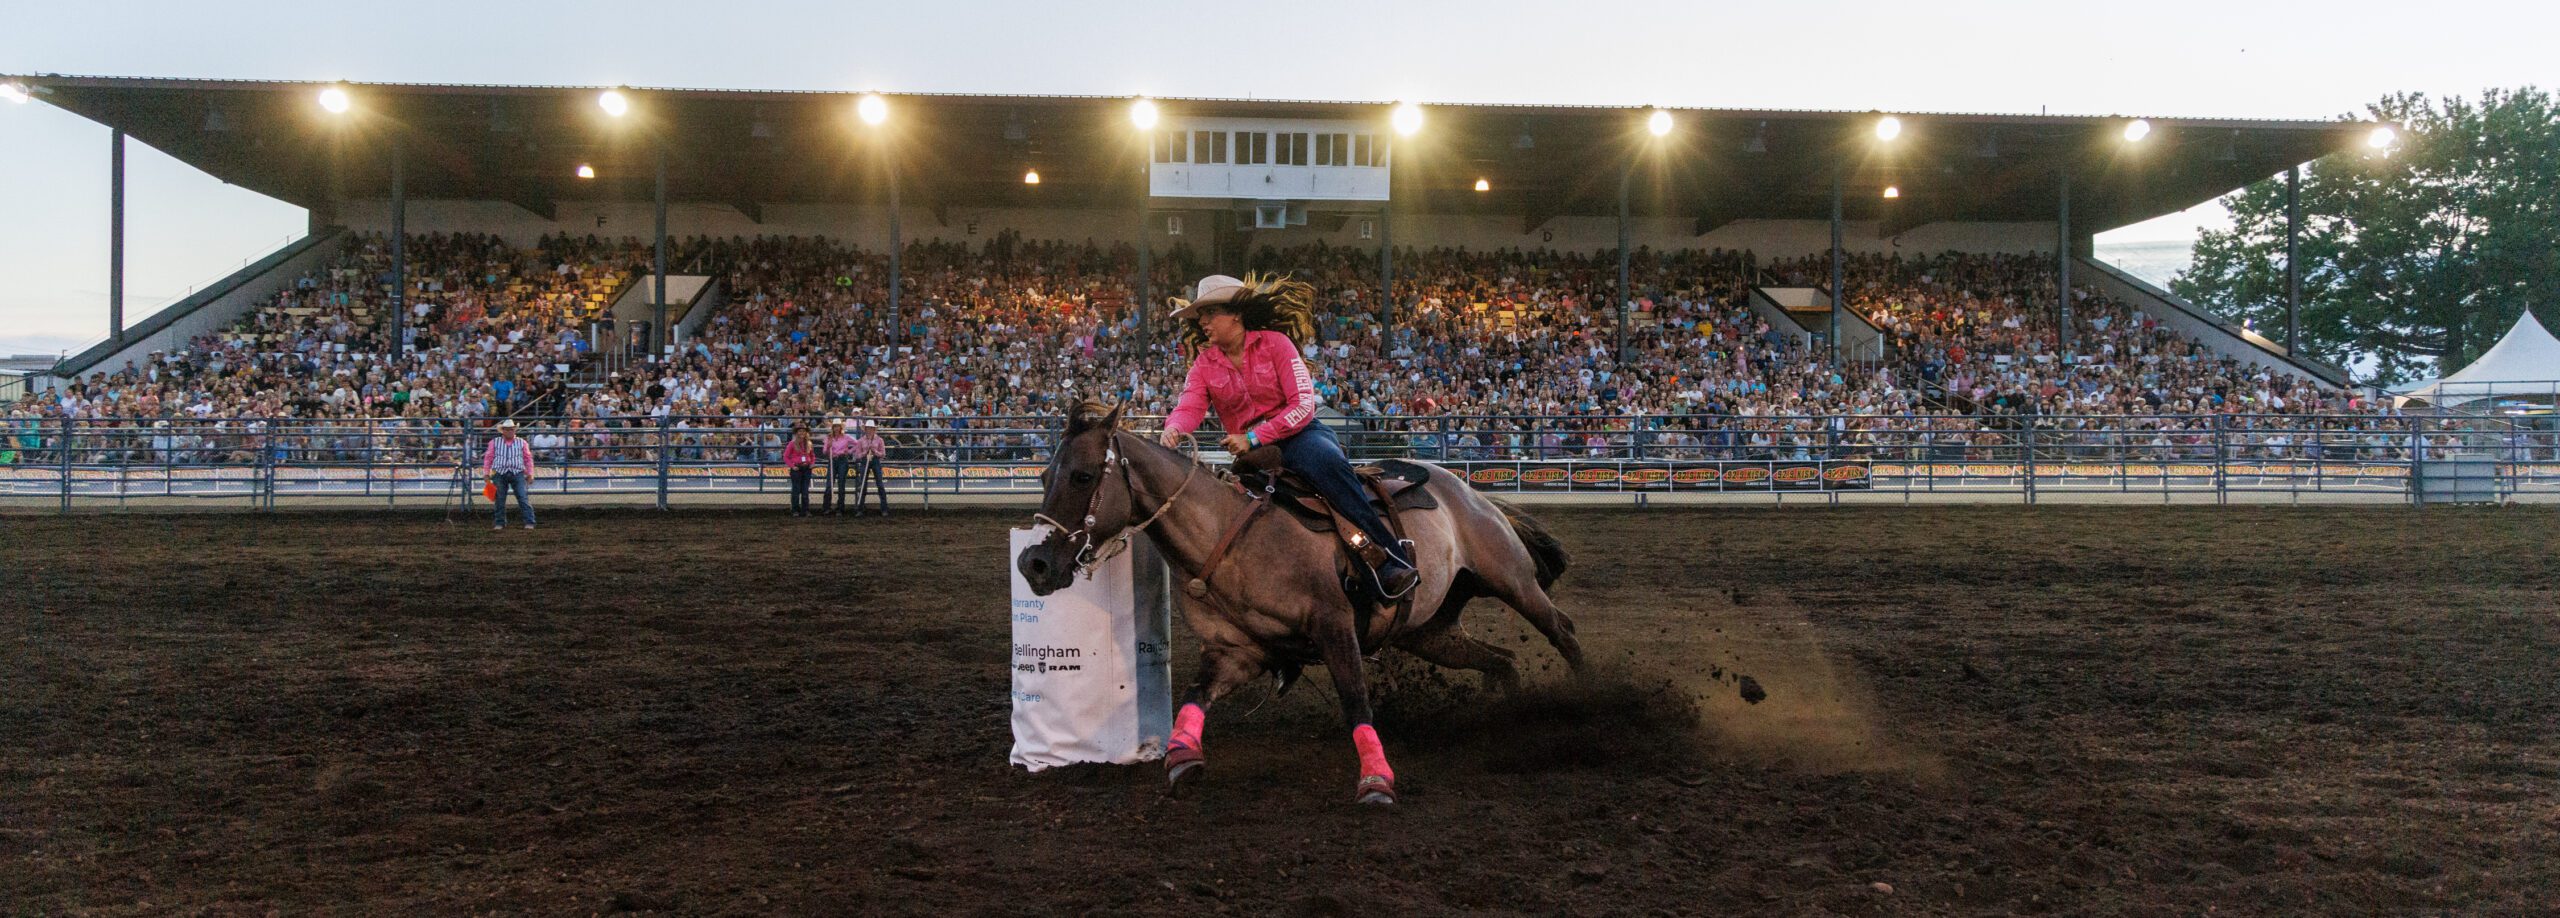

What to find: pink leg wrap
left=1352, top=724, right=1395, bottom=781
left=1171, top=703, right=1207, bottom=753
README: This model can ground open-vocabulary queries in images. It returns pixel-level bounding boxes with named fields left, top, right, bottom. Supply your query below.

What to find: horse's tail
left=1484, top=495, right=1568, bottom=589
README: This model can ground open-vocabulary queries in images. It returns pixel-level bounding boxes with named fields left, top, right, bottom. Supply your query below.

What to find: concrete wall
left=339, top=197, right=2060, bottom=260
left=57, top=230, right=346, bottom=381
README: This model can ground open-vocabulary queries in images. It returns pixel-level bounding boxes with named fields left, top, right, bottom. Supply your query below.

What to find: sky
left=5, top=0, right=2555, bottom=357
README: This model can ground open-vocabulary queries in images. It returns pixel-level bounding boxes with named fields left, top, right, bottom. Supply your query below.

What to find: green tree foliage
left=2174, top=88, right=2560, bottom=384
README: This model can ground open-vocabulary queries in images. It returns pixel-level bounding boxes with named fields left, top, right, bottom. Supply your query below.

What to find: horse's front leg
left=1167, top=645, right=1262, bottom=792
left=1311, top=603, right=1397, bottom=805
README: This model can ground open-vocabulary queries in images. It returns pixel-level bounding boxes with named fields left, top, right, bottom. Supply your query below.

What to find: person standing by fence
left=821, top=417, right=857, bottom=516
left=851, top=419, right=889, bottom=516
left=784, top=425, right=818, bottom=517
left=484, top=418, right=537, bottom=531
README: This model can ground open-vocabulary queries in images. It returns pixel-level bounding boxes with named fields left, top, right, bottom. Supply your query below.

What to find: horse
left=1015, top=402, right=1584, bottom=805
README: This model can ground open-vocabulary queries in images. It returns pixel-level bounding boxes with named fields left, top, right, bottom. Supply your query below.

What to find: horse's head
left=1017, top=400, right=1131, bottom=595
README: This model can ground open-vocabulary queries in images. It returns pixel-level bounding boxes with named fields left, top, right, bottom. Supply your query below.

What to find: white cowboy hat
left=828, top=417, right=846, bottom=426
left=1163, top=275, right=1249, bottom=324
left=497, top=418, right=519, bottom=429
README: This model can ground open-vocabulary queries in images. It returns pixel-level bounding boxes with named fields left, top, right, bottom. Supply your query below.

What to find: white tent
left=2407, top=311, right=2560, bottom=405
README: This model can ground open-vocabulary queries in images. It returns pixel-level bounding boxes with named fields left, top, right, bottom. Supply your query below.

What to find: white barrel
left=1008, top=528, right=1175, bottom=771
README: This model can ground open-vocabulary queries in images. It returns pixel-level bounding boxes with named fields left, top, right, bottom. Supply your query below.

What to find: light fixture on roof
left=2123, top=118, right=2152, bottom=142
left=2367, top=124, right=2398, bottom=150
left=1646, top=108, right=1674, bottom=138
left=1023, top=169, right=1041, bottom=185
left=1882, top=185, right=1901, bottom=199
left=1391, top=101, right=1424, bottom=137
left=857, top=93, right=888, bottom=126
left=1474, top=177, right=1490, bottom=192
left=0, top=82, right=29, bottom=105
left=1744, top=120, right=1769, bottom=154
left=1130, top=97, right=1159, bottom=130
left=317, top=85, right=351, bottom=115
left=1875, top=115, right=1902, bottom=142
left=576, top=163, right=596, bottom=179
left=598, top=89, right=630, bottom=118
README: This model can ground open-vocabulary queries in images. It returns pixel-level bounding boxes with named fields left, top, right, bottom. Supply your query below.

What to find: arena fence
left=3, top=413, right=2553, bottom=510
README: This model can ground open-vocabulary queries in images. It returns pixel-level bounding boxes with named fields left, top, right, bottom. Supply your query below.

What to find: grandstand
left=21, top=75, right=2536, bottom=506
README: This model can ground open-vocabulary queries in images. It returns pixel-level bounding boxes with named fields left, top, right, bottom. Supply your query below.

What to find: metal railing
left=3, top=413, right=2553, bottom=510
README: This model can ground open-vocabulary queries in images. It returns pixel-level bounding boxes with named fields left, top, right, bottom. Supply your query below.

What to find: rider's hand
left=1158, top=428, right=1187, bottom=449
left=1219, top=433, right=1254, bottom=455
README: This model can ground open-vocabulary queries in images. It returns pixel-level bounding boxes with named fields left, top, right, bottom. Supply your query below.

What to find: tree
left=2174, top=88, right=2560, bottom=385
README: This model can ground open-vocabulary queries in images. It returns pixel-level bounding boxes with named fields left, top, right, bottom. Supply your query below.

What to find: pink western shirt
left=1164, top=330, right=1318, bottom=445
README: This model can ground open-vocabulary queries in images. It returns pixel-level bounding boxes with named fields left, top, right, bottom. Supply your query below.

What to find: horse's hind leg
left=1401, top=626, right=1521, bottom=693
left=1311, top=604, right=1399, bottom=805
left=1167, top=646, right=1263, bottom=792
left=1483, top=571, right=1587, bottom=673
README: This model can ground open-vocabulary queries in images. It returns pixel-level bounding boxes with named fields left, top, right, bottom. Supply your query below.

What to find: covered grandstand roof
left=12, top=74, right=2373, bottom=234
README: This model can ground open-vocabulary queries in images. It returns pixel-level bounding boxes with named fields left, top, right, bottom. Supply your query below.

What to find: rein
left=1032, top=429, right=1205, bottom=577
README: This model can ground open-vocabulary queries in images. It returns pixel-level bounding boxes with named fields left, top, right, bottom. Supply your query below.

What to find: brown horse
left=1015, top=403, right=1583, bottom=805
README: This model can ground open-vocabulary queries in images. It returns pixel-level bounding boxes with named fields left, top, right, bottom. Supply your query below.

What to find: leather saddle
left=1231, top=448, right=1439, bottom=531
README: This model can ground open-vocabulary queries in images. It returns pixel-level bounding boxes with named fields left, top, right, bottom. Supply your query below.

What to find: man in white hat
left=483, top=418, right=537, bottom=530
left=849, top=419, right=890, bottom=516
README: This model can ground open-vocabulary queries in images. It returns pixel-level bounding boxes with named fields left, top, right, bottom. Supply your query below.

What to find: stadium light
left=1874, top=115, right=1902, bottom=142
left=1130, top=97, right=1159, bottom=130
left=1024, top=169, right=1041, bottom=185
left=1646, top=108, right=1673, bottom=138
left=576, top=163, right=596, bottom=179
left=2367, top=124, right=2398, bottom=150
left=0, top=82, right=27, bottom=105
left=857, top=93, right=888, bottom=126
left=1882, top=185, right=1901, bottom=199
left=317, top=86, right=351, bottom=115
left=1474, top=177, right=1490, bottom=192
left=2123, top=119, right=2152, bottom=142
left=1391, top=101, right=1424, bottom=137
left=598, top=89, right=630, bottom=118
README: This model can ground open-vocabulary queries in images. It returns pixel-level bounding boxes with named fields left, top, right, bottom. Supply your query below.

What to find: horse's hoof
left=1166, top=758, right=1205, bottom=794
left=1355, top=775, right=1397, bottom=805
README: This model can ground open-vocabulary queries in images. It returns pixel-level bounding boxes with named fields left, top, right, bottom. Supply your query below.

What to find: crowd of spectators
left=9, top=230, right=2468, bottom=469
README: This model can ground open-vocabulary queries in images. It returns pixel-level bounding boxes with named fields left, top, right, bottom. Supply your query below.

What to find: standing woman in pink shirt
left=1157, top=275, right=1416, bottom=597
left=782, top=425, right=818, bottom=517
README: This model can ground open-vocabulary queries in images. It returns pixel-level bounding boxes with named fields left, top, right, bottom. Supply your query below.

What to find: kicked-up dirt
left=4, top=505, right=2557, bottom=915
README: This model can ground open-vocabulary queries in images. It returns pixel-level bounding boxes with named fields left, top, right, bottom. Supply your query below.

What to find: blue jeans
left=1275, top=422, right=1404, bottom=564
left=491, top=471, right=535, bottom=526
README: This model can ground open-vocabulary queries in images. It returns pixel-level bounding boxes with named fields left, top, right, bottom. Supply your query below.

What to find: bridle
left=1031, top=429, right=1204, bottom=578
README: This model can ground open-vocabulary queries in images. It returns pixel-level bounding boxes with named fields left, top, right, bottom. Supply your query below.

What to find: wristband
left=1246, top=431, right=1259, bottom=448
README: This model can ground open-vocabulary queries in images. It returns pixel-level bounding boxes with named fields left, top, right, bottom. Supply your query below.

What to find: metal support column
left=1137, top=203, right=1152, bottom=343
left=391, top=139, right=407, bottom=359
left=2057, top=168, right=2072, bottom=348
left=653, top=145, right=668, bottom=360
left=1378, top=204, right=1393, bottom=332
left=1616, top=161, right=1631, bottom=363
left=1828, top=169, right=1843, bottom=367
left=2285, top=165, right=2302, bottom=352
left=110, top=129, right=125, bottom=343
left=888, top=154, right=902, bottom=346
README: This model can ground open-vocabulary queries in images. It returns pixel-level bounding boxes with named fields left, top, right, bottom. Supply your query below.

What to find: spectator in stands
left=484, top=418, right=536, bottom=531
left=783, top=424, right=818, bottom=517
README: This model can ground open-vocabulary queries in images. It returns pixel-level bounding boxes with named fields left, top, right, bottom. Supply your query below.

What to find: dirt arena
left=6, top=505, right=2556, bottom=916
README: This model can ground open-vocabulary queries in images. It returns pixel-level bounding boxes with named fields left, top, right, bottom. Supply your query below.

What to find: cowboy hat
left=827, top=417, right=846, bottom=427
left=497, top=418, right=519, bottom=429
left=1162, top=275, right=1250, bottom=324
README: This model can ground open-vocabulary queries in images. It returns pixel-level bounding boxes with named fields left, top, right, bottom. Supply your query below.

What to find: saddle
left=1231, top=448, right=1440, bottom=531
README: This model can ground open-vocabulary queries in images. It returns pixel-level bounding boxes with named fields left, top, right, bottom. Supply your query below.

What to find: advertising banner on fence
left=1007, top=528, right=1175, bottom=772
left=1456, top=460, right=1872, bottom=491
